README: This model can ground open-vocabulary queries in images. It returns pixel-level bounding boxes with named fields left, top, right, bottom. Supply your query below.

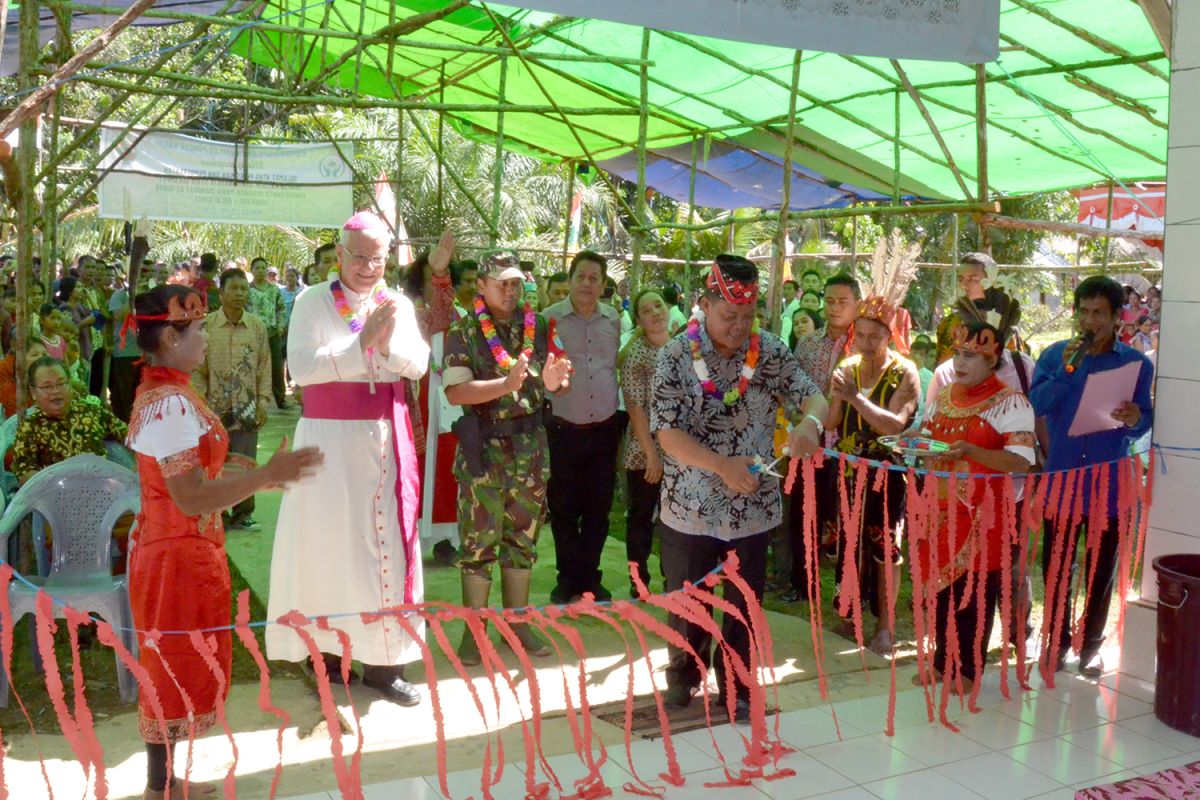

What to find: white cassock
left=266, top=281, right=429, bottom=666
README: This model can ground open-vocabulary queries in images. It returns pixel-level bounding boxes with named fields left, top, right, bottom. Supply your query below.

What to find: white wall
left=1119, top=0, right=1200, bottom=683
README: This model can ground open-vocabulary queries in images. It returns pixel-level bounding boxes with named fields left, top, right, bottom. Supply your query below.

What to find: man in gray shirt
left=543, top=251, right=623, bottom=603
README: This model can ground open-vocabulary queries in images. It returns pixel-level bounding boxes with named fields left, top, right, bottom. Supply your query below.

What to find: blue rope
left=3, top=443, right=1191, bottom=636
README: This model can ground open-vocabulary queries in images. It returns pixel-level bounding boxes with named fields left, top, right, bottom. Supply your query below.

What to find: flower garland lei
left=330, top=277, right=389, bottom=333
left=687, top=312, right=761, bottom=405
left=475, top=294, right=535, bottom=370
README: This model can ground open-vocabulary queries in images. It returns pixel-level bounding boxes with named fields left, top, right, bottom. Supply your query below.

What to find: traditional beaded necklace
left=330, top=277, right=389, bottom=333
left=475, top=294, right=535, bottom=370
left=686, top=313, right=761, bottom=405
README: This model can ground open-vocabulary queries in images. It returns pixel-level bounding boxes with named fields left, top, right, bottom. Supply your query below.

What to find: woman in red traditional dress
left=126, top=285, right=324, bottom=799
left=915, top=321, right=1036, bottom=693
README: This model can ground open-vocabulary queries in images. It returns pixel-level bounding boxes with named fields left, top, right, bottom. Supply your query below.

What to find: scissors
left=748, top=447, right=788, bottom=479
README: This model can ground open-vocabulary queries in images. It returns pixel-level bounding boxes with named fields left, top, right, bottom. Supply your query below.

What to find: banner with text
left=512, top=0, right=999, bottom=63
left=97, top=129, right=354, bottom=228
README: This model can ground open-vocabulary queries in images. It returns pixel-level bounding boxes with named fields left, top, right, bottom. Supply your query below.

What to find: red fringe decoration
left=233, top=592, right=290, bottom=800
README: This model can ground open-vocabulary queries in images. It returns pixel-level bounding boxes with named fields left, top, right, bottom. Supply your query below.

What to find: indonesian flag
left=375, top=171, right=413, bottom=265
left=566, top=189, right=584, bottom=253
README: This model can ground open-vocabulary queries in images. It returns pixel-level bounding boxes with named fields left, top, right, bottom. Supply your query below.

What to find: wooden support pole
left=636, top=200, right=1002, bottom=233
left=979, top=212, right=1161, bottom=241
left=684, top=137, right=698, bottom=306
left=1007, top=0, right=1167, bottom=80
left=437, top=63, right=446, bottom=230
left=14, top=0, right=40, bottom=419
left=561, top=161, right=575, bottom=270
left=892, top=89, right=901, bottom=204
left=976, top=63, right=991, bottom=254
left=630, top=29, right=652, bottom=293
left=1102, top=180, right=1115, bottom=268
left=491, top=56, right=508, bottom=246
left=0, top=0, right=158, bottom=141
left=769, top=50, right=803, bottom=334
left=891, top=59, right=974, bottom=199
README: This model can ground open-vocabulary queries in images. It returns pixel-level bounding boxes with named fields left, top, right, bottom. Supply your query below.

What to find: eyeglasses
left=33, top=381, right=68, bottom=393
left=345, top=251, right=387, bottom=268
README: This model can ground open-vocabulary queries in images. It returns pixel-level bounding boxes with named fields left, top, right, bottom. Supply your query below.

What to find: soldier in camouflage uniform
left=442, top=250, right=573, bottom=665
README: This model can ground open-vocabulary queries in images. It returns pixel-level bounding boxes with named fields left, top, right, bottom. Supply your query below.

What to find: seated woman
left=0, top=340, right=48, bottom=416
left=10, top=356, right=128, bottom=485
left=915, top=321, right=1035, bottom=693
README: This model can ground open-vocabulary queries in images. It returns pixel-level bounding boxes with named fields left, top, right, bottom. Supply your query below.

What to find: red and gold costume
left=127, top=366, right=231, bottom=743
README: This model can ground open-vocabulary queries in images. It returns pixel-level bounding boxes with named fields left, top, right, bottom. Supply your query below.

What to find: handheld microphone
left=1064, top=331, right=1094, bottom=373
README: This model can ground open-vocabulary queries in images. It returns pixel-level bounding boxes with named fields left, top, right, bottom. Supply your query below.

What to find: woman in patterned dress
left=618, top=287, right=671, bottom=596
left=126, top=285, right=323, bottom=799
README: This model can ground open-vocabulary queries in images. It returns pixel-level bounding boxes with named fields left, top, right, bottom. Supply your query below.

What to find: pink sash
left=303, top=381, right=420, bottom=604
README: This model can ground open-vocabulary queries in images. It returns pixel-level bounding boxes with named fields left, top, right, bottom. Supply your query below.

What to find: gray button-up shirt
left=543, top=298, right=621, bottom=424
left=652, top=328, right=820, bottom=540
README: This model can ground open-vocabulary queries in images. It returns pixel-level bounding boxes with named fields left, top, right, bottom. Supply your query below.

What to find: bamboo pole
left=491, top=56, right=508, bottom=246
left=768, top=51, right=803, bottom=334
left=655, top=29, right=969, bottom=179
left=635, top=201, right=1001, bottom=233
left=836, top=53, right=1109, bottom=181
left=0, top=0, right=158, bottom=141
left=684, top=137, right=698, bottom=306
left=1102, top=180, right=1115, bottom=268
left=976, top=63, right=991, bottom=255
left=437, top=63, right=446, bottom=230
left=892, top=89, right=901, bottom=203
left=630, top=29, right=652, bottom=293
left=561, top=161, right=575, bottom=270
left=1007, top=0, right=1168, bottom=81
left=14, top=0, right=39, bottom=419
left=979, top=212, right=1161, bottom=241
left=891, top=60, right=974, bottom=199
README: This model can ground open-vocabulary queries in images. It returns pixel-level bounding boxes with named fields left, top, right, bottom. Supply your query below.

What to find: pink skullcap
left=343, top=211, right=388, bottom=232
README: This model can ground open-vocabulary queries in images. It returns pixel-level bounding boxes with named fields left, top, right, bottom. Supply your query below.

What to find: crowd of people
left=0, top=216, right=1160, bottom=798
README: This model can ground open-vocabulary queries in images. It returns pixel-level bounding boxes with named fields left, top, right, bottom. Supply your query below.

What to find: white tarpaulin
left=97, top=128, right=353, bottom=227
left=506, top=0, right=1000, bottom=62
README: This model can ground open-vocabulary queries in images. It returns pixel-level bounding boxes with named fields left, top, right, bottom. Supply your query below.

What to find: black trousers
left=268, top=332, right=287, bottom=407
left=226, top=429, right=258, bottom=520
left=1042, top=515, right=1120, bottom=661
left=787, top=458, right=836, bottom=599
left=625, top=468, right=661, bottom=591
left=933, top=570, right=1002, bottom=682
left=89, top=347, right=107, bottom=398
left=661, top=525, right=768, bottom=702
left=834, top=468, right=906, bottom=618
left=546, top=416, right=620, bottom=596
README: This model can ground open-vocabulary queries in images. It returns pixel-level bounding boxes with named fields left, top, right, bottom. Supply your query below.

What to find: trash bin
left=1154, top=554, right=1200, bottom=736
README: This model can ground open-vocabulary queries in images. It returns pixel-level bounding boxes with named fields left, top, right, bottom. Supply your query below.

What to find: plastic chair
left=0, top=454, right=140, bottom=708
left=0, top=413, right=19, bottom=501
left=104, top=440, right=137, bottom=472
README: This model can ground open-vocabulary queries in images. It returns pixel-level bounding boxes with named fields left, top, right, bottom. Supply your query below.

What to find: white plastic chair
left=0, top=454, right=140, bottom=707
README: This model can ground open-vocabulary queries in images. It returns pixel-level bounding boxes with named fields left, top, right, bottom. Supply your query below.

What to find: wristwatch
left=802, top=413, right=825, bottom=438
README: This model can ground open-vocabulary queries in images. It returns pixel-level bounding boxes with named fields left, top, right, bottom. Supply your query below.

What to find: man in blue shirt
left=1029, top=275, right=1153, bottom=678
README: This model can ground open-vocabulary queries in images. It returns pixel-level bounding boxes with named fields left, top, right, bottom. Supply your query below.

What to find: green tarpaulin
left=231, top=0, right=1168, bottom=199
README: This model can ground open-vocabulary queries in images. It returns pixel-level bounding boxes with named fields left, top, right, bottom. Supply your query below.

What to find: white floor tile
left=805, top=733, right=926, bottom=785
left=880, top=722, right=992, bottom=767
left=1064, top=722, right=1184, bottom=768
left=806, top=789, right=878, bottom=800
left=994, top=693, right=1108, bottom=735
left=363, top=778, right=441, bottom=799
left=1136, top=750, right=1200, bottom=776
left=676, top=721, right=763, bottom=768
left=1072, top=769, right=1139, bottom=789
left=425, top=763, right=536, bottom=799
left=281, top=794, right=334, bottom=800
left=522, top=751, right=633, bottom=799
left=743, top=750, right=853, bottom=799
left=1055, top=683, right=1155, bottom=722
left=609, top=736, right=721, bottom=779
left=653, top=766, right=769, bottom=799
left=936, top=752, right=1065, bottom=800
left=1003, top=739, right=1124, bottom=785
left=953, top=707, right=1054, bottom=751
left=864, top=767, right=984, bottom=800
left=1024, top=789, right=1077, bottom=800
left=823, top=689, right=965, bottom=733
left=1099, top=673, right=1157, bottom=705
left=775, top=707, right=865, bottom=749
left=1118, top=712, right=1200, bottom=752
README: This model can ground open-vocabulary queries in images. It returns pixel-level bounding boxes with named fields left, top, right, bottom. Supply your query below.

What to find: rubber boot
left=868, top=559, right=901, bottom=657
left=500, top=568, right=551, bottom=657
left=457, top=572, right=492, bottom=667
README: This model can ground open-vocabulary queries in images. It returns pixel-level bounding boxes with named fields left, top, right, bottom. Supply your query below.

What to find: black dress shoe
left=664, top=684, right=693, bottom=708
left=362, top=667, right=421, bottom=707
left=549, top=584, right=573, bottom=605
left=716, top=695, right=753, bottom=724
left=780, top=588, right=809, bottom=603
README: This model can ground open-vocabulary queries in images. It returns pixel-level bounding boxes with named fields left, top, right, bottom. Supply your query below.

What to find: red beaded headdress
left=118, top=290, right=207, bottom=346
left=856, top=229, right=921, bottom=354
left=706, top=259, right=759, bottom=305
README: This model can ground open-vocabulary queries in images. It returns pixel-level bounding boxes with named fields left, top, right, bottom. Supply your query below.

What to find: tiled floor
left=288, top=681, right=1200, bottom=799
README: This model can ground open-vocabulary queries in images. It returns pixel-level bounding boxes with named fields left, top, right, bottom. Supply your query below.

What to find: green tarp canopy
left=232, top=0, right=1168, bottom=200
